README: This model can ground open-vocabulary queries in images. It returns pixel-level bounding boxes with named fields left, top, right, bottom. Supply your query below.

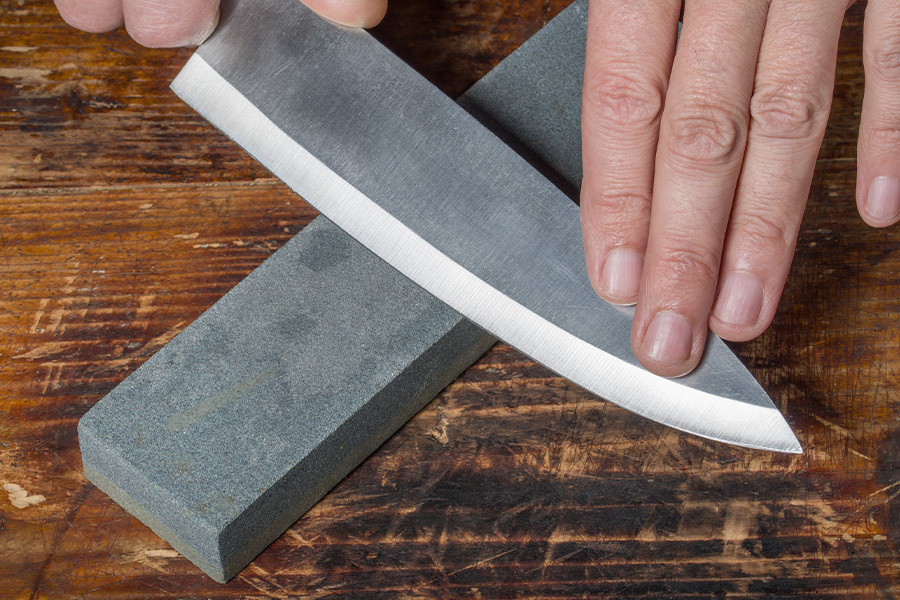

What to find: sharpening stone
left=79, top=0, right=588, bottom=584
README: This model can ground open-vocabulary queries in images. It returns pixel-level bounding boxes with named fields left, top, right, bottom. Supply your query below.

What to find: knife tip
left=757, top=425, right=803, bottom=455
left=773, top=415, right=803, bottom=455
left=783, top=437, right=804, bottom=455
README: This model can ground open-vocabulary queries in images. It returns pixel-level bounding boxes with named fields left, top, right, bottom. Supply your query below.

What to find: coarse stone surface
left=459, top=0, right=586, bottom=195
left=80, top=217, right=495, bottom=582
left=79, top=0, right=587, bottom=584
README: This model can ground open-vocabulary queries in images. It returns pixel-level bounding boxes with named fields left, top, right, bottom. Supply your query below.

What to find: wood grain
left=2, top=0, right=899, bottom=598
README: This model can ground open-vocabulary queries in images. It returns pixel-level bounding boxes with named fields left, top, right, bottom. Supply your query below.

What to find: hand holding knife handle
left=54, top=0, right=900, bottom=381
left=52, top=0, right=387, bottom=47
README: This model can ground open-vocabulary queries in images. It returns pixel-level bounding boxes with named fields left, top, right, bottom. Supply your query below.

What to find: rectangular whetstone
left=79, top=218, right=495, bottom=582
left=79, top=0, right=588, bottom=584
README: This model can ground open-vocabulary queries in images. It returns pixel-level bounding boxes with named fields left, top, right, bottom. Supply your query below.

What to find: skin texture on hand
left=55, top=0, right=900, bottom=379
left=581, top=0, right=900, bottom=377
left=53, top=0, right=387, bottom=48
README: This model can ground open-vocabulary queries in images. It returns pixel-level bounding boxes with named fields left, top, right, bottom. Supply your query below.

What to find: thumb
left=299, top=0, right=387, bottom=28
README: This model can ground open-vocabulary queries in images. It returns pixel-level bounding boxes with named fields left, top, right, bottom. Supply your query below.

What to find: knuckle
left=583, top=70, right=664, bottom=132
left=733, top=208, right=793, bottom=259
left=665, top=103, right=745, bottom=167
left=652, top=242, right=721, bottom=290
left=585, top=188, right=652, bottom=219
left=865, top=37, right=900, bottom=85
left=750, top=80, right=828, bottom=140
left=582, top=189, right=652, bottom=242
left=862, top=120, right=900, bottom=149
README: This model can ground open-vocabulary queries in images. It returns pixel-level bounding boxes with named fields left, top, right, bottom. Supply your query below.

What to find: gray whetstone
left=460, top=0, right=586, bottom=195
left=80, top=219, right=495, bottom=582
left=79, top=0, right=588, bottom=584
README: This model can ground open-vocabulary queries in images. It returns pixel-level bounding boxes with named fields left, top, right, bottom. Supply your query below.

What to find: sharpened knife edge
left=81, top=0, right=798, bottom=586
left=171, top=32, right=800, bottom=454
left=184, top=0, right=799, bottom=452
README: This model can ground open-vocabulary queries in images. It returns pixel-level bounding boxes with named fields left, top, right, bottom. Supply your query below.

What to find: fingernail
left=600, top=249, right=642, bottom=304
left=713, top=272, right=764, bottom=327
left=642, top=311, right=693, bottom=368
left=866, top=176, right=900, bottom=222
left=188, top=8, right=220, bottom=46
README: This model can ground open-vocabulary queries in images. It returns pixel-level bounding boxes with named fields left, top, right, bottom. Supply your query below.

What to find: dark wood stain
left=2, top=0, right=899, bottom=597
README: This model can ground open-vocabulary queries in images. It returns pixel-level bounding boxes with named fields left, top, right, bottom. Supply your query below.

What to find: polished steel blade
left=171, top=0, right=801, bottom=453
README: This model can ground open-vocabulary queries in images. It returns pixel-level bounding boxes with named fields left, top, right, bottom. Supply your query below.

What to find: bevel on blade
left=170, top=0, right=801, bottom=454
left=172, top=53, right=801, bottom=455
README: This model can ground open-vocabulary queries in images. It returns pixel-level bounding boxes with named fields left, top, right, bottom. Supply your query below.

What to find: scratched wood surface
left=1, top=0, right=899, bottom=597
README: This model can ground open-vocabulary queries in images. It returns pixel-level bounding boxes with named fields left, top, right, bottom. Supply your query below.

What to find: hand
left=580, top=0, right=900, bottom=377
left=53, top=0, right=387, bottom=47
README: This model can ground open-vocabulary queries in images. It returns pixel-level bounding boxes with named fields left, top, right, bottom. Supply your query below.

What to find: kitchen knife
left=171, top=0, right=801, bottom=454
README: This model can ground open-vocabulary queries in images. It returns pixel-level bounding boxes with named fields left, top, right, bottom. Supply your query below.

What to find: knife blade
left=171, top=0, right=801, bottom=454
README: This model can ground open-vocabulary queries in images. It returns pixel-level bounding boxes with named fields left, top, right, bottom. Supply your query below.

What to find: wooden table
left=2, top=1, right=898, bottom=597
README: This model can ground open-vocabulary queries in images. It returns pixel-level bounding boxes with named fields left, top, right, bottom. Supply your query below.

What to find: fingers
left=580, top=0, right=681, bottom=305
left=56, top=0, right=383, bottom=47
left=857, top=0, right=900, bottom=227
left=632, top=0, right=769, bottom=377
left=122, top=0, right=220, bottom=47
left=54, top=0, right=219, bottom=47
left=300, top=0, right=388, bottom=28
left=710, top=0, right=847, bottom=342
left=54, top=0, right=124, bottom=33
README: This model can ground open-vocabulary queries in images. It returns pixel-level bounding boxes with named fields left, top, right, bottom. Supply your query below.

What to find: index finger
left=580, top=0, right=681, bottom=305
left=632, top=0, right=769, bottom=376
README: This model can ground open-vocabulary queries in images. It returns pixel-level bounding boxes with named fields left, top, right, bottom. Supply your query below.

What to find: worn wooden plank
left=2, top=0, right=899, bottom=598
